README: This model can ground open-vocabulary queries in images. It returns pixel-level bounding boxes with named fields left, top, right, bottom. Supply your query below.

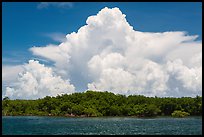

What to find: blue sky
left=3, top=2, right=202, bottom=65
left=2, top=2, right=202, bottom=98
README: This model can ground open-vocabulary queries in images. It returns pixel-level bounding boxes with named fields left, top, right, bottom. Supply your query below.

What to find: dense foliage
left=171, top=110, right=190, bottom=118
left=2, top=91, right=202, bottom=117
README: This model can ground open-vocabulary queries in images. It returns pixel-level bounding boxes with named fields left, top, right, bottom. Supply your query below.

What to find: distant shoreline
left=2, top=114, right=147, bottom=118
left=3, top=115, right=199, bottom=119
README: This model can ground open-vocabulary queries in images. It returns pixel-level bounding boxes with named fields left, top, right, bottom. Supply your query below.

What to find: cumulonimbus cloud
left=5, top=7, right=202, bottom=99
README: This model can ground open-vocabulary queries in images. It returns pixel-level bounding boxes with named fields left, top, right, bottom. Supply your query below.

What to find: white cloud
left=88, top=58, right=169, bottom=97
left=16, top=7, right=202, bottom=98
left=2, top=65, right=24, bottom=85
left=166, top=58, right=202, bottom=97
left=5, top=60, right=75, bottom=99
left=30, top=44, right=71, bottom=78
left=2, top=65, right=24, bottom=98
left=37, top=2, right=73, bottom=9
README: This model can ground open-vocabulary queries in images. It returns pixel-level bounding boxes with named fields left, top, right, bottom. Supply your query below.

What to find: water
left=2, top=116, right=202, bottom=135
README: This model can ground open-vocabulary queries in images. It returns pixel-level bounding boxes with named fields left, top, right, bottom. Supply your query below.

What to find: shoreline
left=2, top=115, right=200, bottom=118
left=2, top=114, right=146, bottom=118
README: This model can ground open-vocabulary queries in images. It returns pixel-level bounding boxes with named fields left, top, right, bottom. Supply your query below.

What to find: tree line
left=2, top=91, right=202, bottom=117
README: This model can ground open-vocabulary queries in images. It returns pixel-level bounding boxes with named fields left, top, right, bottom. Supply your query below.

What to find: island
left=2, top=91, right=202, bottom=118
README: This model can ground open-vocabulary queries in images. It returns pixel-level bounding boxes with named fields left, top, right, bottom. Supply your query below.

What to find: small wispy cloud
left=37, top=2, right=73, bottom=9
left=3, top=57, right=22, bottom=64
left=44, top=32, right=67, bottom=43
left=3, top=50, right=31, bottom=65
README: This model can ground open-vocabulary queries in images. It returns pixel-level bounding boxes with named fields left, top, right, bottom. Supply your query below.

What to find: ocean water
left=2, top=116, right=202, bottom=135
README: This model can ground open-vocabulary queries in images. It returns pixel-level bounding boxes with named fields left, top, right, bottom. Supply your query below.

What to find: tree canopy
left=2, top=91, right=202, bottom=117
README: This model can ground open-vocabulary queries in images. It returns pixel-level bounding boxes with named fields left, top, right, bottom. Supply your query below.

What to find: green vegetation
left=171, top=110, right=190, bottom=118
left=2, top=91, right=202, bottom=117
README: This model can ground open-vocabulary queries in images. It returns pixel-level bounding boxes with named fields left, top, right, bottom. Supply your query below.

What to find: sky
left=2, top=2, right=202, bottom=99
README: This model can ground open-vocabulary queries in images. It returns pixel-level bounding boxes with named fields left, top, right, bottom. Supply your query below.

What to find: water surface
left=2, top=116, right=202, bottom=135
